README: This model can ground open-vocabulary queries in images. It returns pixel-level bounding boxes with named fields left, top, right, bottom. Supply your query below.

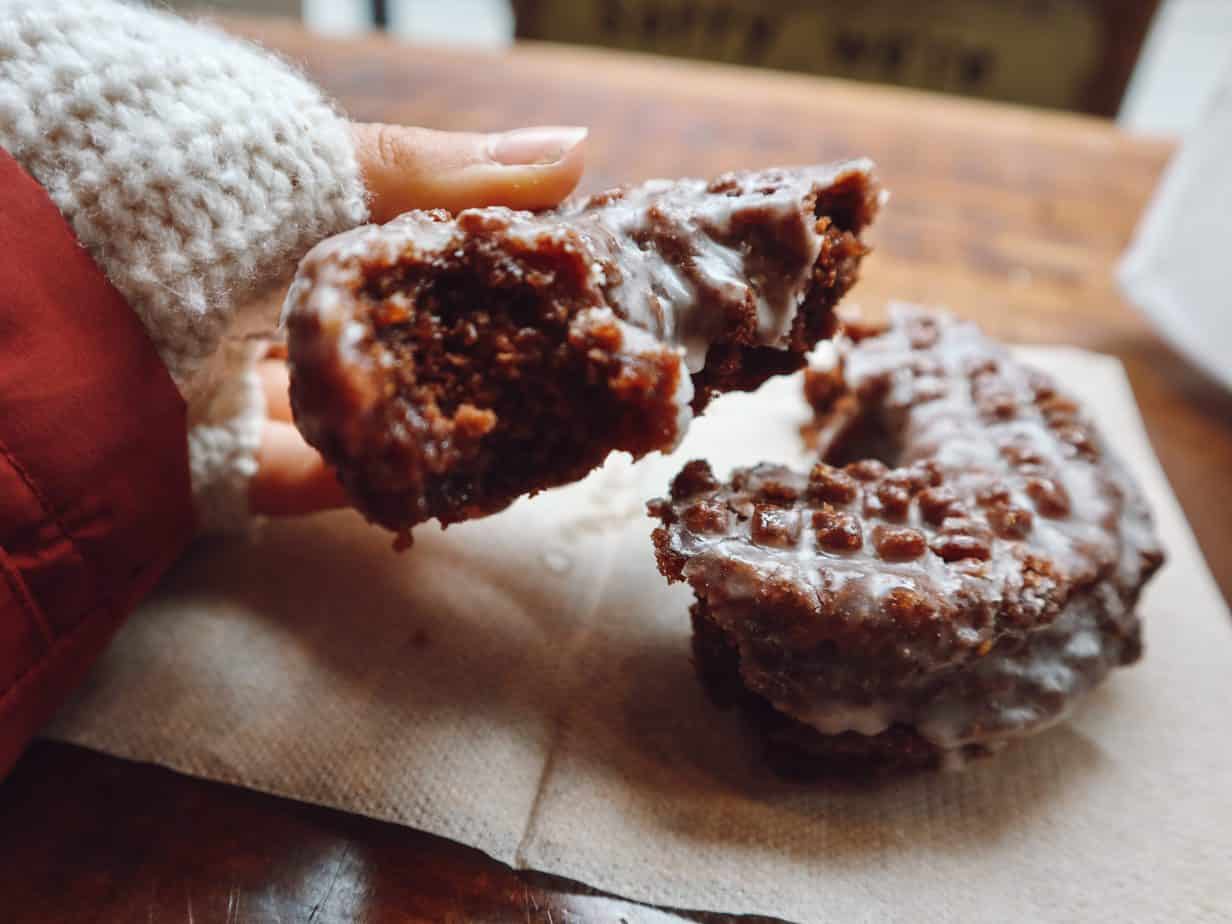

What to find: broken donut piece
left=649, top=307, right=1165, bottom=775
left=284, top=163, right=879, bottom=533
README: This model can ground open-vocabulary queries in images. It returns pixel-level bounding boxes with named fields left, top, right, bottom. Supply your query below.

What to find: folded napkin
left=1120, top=58, right=1232, bottom=392
left=48, top=349, right=1232, bottom=923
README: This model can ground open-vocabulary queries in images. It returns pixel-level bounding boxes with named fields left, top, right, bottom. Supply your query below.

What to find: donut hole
left=821, top=407, right=900, bottom=470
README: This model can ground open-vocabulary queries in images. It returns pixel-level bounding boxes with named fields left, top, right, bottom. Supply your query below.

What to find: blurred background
left=171, top=0, right=1228, bottom=136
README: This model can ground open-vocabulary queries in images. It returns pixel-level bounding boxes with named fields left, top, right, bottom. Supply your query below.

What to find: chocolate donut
left=649, top=308, right=1164, bottom=774
left=284, top=164, right=879, bottom=536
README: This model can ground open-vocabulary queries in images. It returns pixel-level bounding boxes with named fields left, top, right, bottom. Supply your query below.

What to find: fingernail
left=488, top=126, right=588, bottom=166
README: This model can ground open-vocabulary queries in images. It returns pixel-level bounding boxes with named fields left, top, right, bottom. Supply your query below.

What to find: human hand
left=248, top=122, right=588, bottom=517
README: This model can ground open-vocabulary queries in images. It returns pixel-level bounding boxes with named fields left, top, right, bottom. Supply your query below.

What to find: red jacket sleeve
left=0, top=148, right=196, bottom=777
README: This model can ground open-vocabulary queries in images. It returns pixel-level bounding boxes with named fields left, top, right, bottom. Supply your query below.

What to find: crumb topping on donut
left=650, top=307, right=1164, bottom=765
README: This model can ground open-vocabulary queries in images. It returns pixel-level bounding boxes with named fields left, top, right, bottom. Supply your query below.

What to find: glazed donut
left=650, top=307, right=1164, bottom=774
left=284, top=164, right=879, bottom=536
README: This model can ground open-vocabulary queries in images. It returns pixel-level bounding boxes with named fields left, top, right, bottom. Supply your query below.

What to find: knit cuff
left=0, top=0, right=370, bottom=399
left=187, top=339, right=267, bottom=535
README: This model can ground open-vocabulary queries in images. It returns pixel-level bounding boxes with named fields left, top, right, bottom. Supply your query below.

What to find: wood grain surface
left=3, top=18, right=1229, bottom=924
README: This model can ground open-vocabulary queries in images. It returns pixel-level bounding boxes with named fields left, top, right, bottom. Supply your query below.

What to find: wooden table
left=3, top=18, right=1229, bottom=924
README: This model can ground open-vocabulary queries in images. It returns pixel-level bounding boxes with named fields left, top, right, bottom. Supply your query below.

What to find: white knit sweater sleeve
left=0, top=0, right=369, bottom=532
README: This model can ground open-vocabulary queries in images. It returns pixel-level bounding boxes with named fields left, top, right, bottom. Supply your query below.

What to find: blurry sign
left=513, top=0, right=1159, bottom=115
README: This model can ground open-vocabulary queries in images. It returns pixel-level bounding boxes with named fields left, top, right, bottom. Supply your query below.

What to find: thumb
left=353, top=123, right=588, bottom=223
